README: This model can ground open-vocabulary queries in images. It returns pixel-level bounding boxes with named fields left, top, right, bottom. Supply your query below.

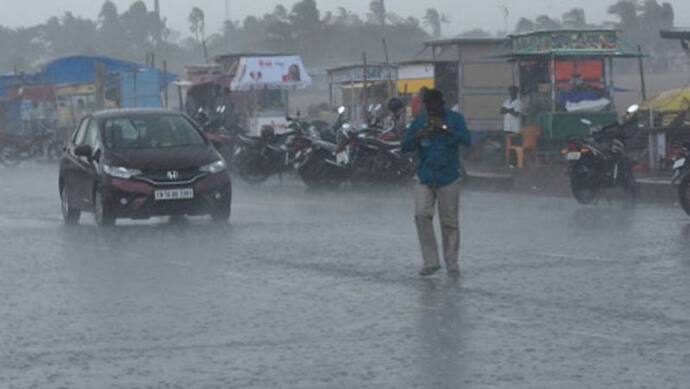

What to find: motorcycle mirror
left=337, top=106, right=346, bottom=115
left=627, top=104, right=640, bottom=114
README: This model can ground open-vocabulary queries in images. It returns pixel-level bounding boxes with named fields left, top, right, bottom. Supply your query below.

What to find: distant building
left=422, top=38, right=514, bottom=132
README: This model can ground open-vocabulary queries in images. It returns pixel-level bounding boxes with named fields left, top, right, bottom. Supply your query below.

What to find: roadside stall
left=396, top=61, right=434, bottom=98
left=185, top=54, right=312, bottom=135
left=500, top=29, right=643, bottom=149
left=641, top=29, right=690, bottom=173
left=327, top=63, right=397, bottom=125
left=636, top=88, right=690, bottom=174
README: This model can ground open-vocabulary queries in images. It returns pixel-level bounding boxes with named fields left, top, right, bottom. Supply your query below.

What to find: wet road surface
left=1, top=164, right=690, bottom=388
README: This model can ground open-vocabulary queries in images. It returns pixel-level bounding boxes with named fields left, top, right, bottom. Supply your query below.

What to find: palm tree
left=369, top=0, right=386, bottom=27
left=188, top=7, right=205, bottom=43
left=423, top=8, right=449, bottom=38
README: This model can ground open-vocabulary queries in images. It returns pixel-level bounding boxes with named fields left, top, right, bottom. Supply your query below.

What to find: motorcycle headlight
left=200, top=160, right=226, bottom=174
left=103, top=165, right=142, bottom=179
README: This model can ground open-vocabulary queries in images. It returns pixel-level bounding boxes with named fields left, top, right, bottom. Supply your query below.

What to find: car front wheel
left=61, top=186, right=81, bottom=225
left=94, top=187, right=116, bottom=227
left=211, top=188, right=232, bottom=223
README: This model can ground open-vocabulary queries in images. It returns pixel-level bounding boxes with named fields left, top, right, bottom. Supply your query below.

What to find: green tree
left=562, top=8, right=587, bottom=28
left=515, top=17, right=536, bottom=33
left=188, top=7, right=205, bottom=44
left=534, top=15, right=562, bottom=30
left=423, top=8, right=448, bottom=38
left=369, top=0, right=386, bottom=26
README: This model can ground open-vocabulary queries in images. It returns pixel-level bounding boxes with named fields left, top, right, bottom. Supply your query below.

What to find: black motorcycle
left=294, top=107, right=351, bottom=188
left=564, top=120, right=638, bottom=205
left=195, top=106, right=240, bottom=164
left=335, top=123, right=415, bottom=185
left=671, top=141, right=690, bottom=216
left=0, top=129, right=62, bottom=167
left=333, top=100, right=414, bottom=185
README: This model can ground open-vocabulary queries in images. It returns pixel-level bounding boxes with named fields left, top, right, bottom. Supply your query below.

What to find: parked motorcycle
left=294, top=106, right=351, bottom=188
left=0, top=130, right=62, bottom=167
left=232, top=113, right=315, bottom=184
left=335, top=124, right=414, bottom=185
left=331, top=100, right=414, bottom=185
left=564, top=119, right=638, bottom=205
left=196, top=106, right=239, bottom=164
left=671, top=141, right=690, bottom=216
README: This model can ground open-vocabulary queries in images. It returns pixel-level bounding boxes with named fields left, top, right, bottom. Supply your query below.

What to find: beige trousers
left=414, top=180, right=461, bottom=270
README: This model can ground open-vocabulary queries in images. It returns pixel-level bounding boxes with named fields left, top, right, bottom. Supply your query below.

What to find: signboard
left=329, top=66, right=398, bottom=84
left=248, top=115, right=290, bottom=135
left=398, top=64, right=434, bottom=80
left=186, top=65, right=224, bottom=85
left=513, top=30, right=619, bottom=55
left=231, top=56, right=312, bottom=91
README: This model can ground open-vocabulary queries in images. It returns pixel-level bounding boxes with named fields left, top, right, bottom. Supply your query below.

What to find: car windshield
left=102, top=114, right=205, bottom=149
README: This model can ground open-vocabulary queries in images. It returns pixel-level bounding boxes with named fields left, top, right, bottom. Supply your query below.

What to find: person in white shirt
left=500, top=86, right=524, bottom=167
left=501, top=86, right=523, bottom=134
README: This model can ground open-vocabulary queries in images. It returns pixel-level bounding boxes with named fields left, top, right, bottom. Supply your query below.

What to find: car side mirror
left=74, top=144, right=93, bottom=158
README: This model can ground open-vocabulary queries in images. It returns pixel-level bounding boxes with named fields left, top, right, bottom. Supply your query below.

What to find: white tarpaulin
left=230, top=56, right=312, bottom=91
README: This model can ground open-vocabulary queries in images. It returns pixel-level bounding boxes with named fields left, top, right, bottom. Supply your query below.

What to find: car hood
left=106, top=145, right=218, bottom=171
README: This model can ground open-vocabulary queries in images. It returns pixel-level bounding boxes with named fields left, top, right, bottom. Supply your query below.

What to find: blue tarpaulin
left=119, top=69, right=165, bottom=108
left=38, top=55, right=177, bottom=89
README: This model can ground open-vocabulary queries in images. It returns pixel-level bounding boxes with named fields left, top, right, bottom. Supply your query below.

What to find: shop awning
left=640, top=87, right=690, bottom=112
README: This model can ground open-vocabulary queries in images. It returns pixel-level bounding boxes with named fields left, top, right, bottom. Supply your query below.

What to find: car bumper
left=104, top=173, right=231, bottom=219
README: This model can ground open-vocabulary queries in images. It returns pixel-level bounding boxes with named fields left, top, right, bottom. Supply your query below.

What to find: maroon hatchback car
left=59, top=109, right=232, bottom=227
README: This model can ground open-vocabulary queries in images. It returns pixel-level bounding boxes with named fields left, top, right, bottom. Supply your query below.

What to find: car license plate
left=154, top=188, right=194, bottom=201
left=566, top=152, right=581, bottom=161
left=673, top=158, right=686, bottom=170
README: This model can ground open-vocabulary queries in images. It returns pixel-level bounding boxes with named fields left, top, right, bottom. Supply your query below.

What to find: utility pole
left=225, top=0, right=229, bottom=22
left=154, top=0, right=162, bottom=45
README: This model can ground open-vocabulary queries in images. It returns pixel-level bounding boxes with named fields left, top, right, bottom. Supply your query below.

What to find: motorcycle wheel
left=0, top=145, right=22, bottom=167
left=236, top=151, right=271, bottom=184
left=621, top=170, right=639, bottom=206
left=45, top=142, right=63, bottom=161
left=298, top=158, right=341, bottom=189
left=679, top=177, right=690, bottom=217
left=571, top=161, right=596, bottom=205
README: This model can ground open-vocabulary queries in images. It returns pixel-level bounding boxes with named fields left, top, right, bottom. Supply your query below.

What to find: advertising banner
left=231, top=56, right=312, bottom=91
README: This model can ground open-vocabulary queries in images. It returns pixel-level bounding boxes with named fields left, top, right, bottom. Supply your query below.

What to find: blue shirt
left=401, top=110, right=471, bottom=187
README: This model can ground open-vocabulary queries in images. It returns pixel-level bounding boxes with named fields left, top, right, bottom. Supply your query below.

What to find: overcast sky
left=2, top=0, right=689, bottom=37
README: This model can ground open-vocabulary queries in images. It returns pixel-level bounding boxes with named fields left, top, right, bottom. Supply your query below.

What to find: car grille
left=136, top=168, right=206, bottom=185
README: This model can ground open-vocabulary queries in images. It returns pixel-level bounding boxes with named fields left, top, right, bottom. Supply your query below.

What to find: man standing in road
left=402, top=89, right=472, bottom=276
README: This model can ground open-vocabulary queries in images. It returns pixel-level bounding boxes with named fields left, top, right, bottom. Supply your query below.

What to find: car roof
left=91, top=108, right=185, bottom=120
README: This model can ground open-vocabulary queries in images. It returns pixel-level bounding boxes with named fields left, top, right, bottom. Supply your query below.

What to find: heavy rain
left=1, top=1, right=690, bottom=388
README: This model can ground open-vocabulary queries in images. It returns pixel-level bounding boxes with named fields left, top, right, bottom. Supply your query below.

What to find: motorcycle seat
left=365, top=138, right=401, bottom=149
left=237, top=134, right=263, bottom=146
left=312, top=140, right=338, bottom=152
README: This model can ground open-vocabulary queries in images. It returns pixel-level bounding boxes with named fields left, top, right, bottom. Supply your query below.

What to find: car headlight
left=200, top=160, right=226, bottom=174
left=103, top=165, right=142, bottom=179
